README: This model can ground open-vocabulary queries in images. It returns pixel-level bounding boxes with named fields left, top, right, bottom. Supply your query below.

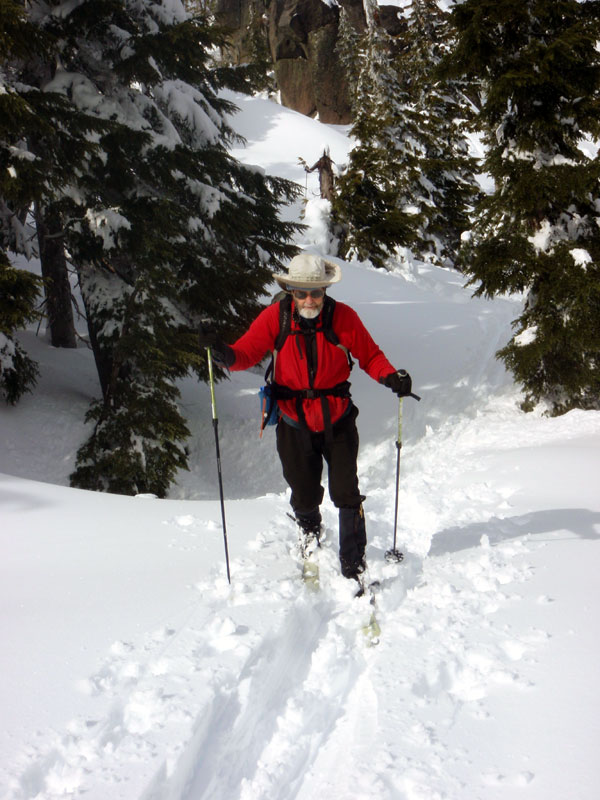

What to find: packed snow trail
left=3, top=394, right=600, bottom=799
left=5, top=514, right=414, bottom=800
left=3, top=272, right=599, bottom=799
left=2, top=92, right=600, bottom=800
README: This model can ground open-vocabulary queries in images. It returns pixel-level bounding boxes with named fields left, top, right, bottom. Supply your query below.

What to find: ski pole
left=206, top=346, right=231, bottom=584
left=386, top=373, right=421, bottom=564
left=386, top=397, right=405, bottom=563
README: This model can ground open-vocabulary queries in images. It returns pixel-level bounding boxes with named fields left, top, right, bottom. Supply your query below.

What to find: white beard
left=298, top=307, right=321, bottom=320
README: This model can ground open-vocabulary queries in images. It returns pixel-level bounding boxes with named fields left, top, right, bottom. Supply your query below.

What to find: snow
left=571, top=248, right=592, bottom=268
left=2, top=93, right=600, bottom=800
left=514, top=326, right=537, bottom=347
left=153, top=82, right=223, bottom=146
left=84, top=208, right=131, bottom=250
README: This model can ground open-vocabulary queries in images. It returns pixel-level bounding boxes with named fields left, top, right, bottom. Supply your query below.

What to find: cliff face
left=214, top=0, right=403, bottom=124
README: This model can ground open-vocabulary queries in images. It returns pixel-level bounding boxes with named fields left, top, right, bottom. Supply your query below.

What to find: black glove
left=198, top=323, right=220, bottom=349
left=198, top=323, right=235, bottom=368
left=381, top=369, right=414, bottom=397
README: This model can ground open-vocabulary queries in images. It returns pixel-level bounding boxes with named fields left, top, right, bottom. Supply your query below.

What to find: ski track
left=4, top=535, right=542, bottom=800
left=5, top=525, right=404, bottom=800
left=4, top=399, right=560, bottom=800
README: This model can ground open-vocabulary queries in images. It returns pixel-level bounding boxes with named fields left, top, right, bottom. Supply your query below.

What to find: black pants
left=276, top=405, right=366, bottom=572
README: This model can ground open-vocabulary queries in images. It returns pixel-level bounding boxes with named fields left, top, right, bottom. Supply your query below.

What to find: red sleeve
left=335, top=303, right=396, bottom=381
left=227, top=302, right=280, bottom=371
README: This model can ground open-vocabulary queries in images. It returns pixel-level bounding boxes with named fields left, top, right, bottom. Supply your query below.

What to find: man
left=198, top=253, right=414, bottom=585
left=304, top=148, right=335, bottom=202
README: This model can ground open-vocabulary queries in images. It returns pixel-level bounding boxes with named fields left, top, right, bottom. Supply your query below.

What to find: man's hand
left=198, top=323, right=220, bottom=349
left=198, top=323, right=235, bottom=368
left=381, top=369, right=414, bottom=397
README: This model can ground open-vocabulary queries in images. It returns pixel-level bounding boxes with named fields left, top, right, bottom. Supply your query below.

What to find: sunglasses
left=292, top=288, right=325, bottom=300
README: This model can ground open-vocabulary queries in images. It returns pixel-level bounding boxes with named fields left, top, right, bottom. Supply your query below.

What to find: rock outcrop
left=214, top=0, right=403, bottom=124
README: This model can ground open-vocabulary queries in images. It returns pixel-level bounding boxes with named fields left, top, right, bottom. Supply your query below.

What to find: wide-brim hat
left=274, top=253, right=342, bottom=290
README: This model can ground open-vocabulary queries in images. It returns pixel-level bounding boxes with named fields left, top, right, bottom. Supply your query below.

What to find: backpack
left=259, top=293, right=353, bottom=436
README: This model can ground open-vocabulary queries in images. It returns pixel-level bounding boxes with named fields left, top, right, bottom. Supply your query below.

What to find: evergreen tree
left=0, top=0, right=38, bottom=403
left=0, top=0, right=106, bottom=349
left=333, top=0, right=417, bottom=268
left=335, top=7, right=364, bottom=116
left=0, top=249, right=41, bottom=404
left=245, top=1, right=276, bottom=95
left=447, top=0, right=600, bottom=413
left=333, top=0, right=479, bottom=268
left=3, top=0, right=300, bottom=495
left=1, top=0, right=88, bottom=396
left=25, top=0, right=300, bottom=496
left=1, top=0, right=113, bottom=353
left=401, top=0, right=480, bottom=266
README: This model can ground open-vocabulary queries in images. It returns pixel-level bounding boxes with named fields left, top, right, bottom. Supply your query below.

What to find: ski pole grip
left=397, top=369, right=421, bottom=401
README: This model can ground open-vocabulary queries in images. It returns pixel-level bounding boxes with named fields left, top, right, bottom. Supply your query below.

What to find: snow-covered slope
left=1, top=94, right=599, bottom=800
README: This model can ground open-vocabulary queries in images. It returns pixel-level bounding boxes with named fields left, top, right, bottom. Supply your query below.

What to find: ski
left=361, top=609, right=381, bottom=646
left=288, top=513, right=321, bottom=591
left=300, top=529, right=321, bottom=591
left=356, top=578, right=381, bottom=646
left=287, top=513, right=381, bottom=641
left=302, top=558, right=320, bottom=590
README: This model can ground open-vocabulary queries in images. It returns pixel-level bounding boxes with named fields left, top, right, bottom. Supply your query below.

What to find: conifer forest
left=2, top=0, right=600, bottom=497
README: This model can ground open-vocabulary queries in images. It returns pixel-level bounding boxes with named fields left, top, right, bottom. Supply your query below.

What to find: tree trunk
left=34, top=202, right=77, bottom=348
left=78, top=283, right=112, bottom=400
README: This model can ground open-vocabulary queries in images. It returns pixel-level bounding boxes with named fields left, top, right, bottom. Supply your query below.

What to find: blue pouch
left=259, top=384, right=279, bottom=433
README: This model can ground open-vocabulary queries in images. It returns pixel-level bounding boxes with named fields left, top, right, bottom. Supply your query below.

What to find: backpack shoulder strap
left=265, top=293, right=293, bottom=383
left=274, top=292, right=293, bottom=352
left=320, top=295, right=339, bottom=346
left=321, top=295, right=354, bottom=370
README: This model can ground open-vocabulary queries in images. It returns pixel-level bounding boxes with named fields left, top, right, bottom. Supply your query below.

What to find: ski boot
left=339, top=505, right=368, bottom=592
left=293, top=509, right=322, bottom=588
left=294, top=508, right=322, bottom=559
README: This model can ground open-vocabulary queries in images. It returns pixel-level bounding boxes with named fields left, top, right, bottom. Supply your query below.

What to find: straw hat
left=273, top=253, right=342, bottom=290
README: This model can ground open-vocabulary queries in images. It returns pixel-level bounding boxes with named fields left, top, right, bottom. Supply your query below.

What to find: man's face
left=292, top=288, right=326, bottom=319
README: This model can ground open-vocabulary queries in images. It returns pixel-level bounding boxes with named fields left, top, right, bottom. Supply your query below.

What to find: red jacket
left=229, top=300, right=396, bottom=432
